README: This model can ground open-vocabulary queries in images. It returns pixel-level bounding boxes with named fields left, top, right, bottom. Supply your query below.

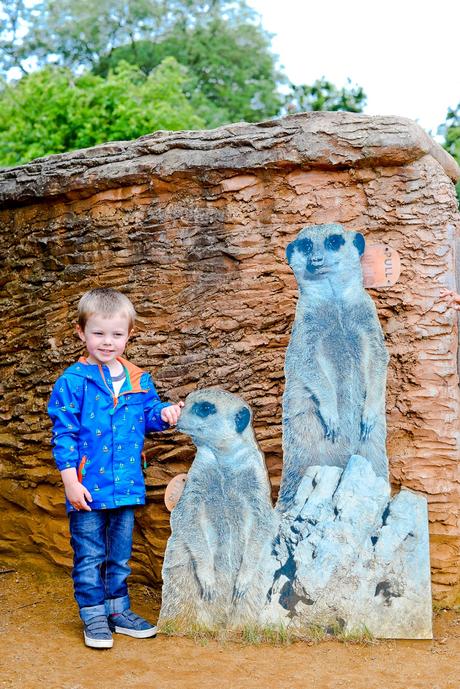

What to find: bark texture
left=0, top=112, right=459, bottom=604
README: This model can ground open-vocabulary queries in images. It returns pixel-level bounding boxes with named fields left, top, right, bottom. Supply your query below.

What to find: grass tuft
left=238, top=623, right=291, bottom=645
left=334, top=624, right=375, bottom=644
left=157, top=617, right=376, bottom=646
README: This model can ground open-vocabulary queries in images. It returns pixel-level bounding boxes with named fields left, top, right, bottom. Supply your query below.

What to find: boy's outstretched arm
left=160, top=402, right=184, bottom=426
left=439, top=288, right=460, bottom=310
left=143, top=374, right=183, bottom=431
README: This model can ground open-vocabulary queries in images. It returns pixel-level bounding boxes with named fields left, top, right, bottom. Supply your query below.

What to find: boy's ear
left=76, top=324, right=85, bottom=342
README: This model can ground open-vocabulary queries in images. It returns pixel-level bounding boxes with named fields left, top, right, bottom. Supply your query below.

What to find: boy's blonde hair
left=78, top=288, right=136, bottom=330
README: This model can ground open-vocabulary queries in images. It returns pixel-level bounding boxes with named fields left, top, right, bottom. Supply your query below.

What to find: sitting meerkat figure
left=159, top=388, right=278, bottom=627
left=278, top=223, right=389, bottom=509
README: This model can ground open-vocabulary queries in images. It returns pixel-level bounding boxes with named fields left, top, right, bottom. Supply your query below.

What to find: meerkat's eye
left=324, top=234, right=345, bottom=251
left=286, top=236, right=313, bottom=263
left=296, top=238, right=313, bottom=255
left=191, top=401, right=217, bottom=418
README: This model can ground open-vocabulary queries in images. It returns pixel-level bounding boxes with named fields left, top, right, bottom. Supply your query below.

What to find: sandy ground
left=1, top=567, right=459, bottom=689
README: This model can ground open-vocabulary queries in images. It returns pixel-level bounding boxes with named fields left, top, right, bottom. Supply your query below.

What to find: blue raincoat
left=48, top=356, right=170, bottom=512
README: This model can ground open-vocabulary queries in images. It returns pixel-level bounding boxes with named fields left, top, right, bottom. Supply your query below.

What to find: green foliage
left=95, top=17, right=284, bottom=125
left=443, top=105, right=460, bottom=159
left=0, top=58, right=205, bottom=167
left=0, top=0, right=368, bottom=167
left=1, top=0, right=283, bottom=127
left=285, top=77, right=366, bottom=114
left=0, top=0, right=166, bottom=73
left=0, top=0, right=36, bottom=75
left=1, top=1, right=268, bottom=75
left=441, top=104, right=460, bottom=202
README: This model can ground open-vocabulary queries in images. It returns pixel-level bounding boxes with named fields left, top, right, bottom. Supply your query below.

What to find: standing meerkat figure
left=278, top=223, right=389, bottom=509
left=159, top=388, right=278, bottom=628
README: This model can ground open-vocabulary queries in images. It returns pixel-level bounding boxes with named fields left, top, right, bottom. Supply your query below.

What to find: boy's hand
left=65, top=481, right=93, bottom=511
left=161, top=401, right=184, bottom=426
left=439, top=288, right=460, bottom=310
left=61, top=468, right=92, bottom=511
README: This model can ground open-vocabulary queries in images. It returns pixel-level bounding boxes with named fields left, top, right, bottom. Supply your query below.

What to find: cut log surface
left=0, top=113, right=459, bottom=606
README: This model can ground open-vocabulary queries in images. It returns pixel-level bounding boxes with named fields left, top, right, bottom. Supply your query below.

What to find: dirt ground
left=1, top=567, right=459, bottom=689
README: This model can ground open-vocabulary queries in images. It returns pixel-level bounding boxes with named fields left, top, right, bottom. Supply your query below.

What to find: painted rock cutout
left=164, top=473, right=187, bottom=512
left=362, top=244, right=401, bottom=288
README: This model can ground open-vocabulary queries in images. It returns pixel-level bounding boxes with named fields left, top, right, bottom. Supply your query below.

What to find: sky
left=248, top=0, right=458, bottom=137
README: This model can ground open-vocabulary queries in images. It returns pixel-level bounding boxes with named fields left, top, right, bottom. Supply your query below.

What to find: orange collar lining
left=78, top=355, right=146, bottom=393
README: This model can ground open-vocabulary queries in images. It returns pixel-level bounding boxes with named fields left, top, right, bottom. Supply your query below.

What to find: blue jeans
left=69, top=507, right=135, bottom=623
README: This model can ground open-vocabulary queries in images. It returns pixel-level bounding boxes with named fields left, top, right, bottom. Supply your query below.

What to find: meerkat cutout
left=278, top=223, right=389, bottom=510
left=159, top=388, right=278, bottom=628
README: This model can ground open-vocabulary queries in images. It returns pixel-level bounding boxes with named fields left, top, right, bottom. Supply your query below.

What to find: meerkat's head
left=286, top=223, right=365, bottom=289
left=177, top=388, right=253, bottom=453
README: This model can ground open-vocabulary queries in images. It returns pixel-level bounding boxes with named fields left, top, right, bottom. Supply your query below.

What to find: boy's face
left=76, top=312, right=132, bottom=367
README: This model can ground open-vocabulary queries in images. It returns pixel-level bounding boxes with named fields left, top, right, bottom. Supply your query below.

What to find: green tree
left=94, top=21, right=283, bottom=125
left=0, top=0, right=165, bottom=74
left=0, top=0, right=368, bottom=168
left=443, top=105, right=460, bottom=160
left=285, top=77, right=366, bottom=114
left=0, top=0, right=37, bottom=75
left=0, top=58, right=205, bottom=167
left=0, top=0, right=282, bottom=125
left=441, top=104, right=460, bottom=201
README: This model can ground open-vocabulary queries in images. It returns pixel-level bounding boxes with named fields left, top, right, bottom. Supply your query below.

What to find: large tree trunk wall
left=0, top=113, right=459, bottom=605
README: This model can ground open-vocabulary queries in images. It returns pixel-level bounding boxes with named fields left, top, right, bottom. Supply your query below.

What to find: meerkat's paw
left=196, top=569, right=217, bottom=602
left=319, top=407, right=340, bottom=443
left=232, top=570, right=253, bottom=603
left=360, top=408, right=378, bottom=441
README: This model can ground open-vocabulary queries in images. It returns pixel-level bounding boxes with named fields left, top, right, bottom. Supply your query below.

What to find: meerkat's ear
left=286, top=240, right=296, bottom=265
left=353, top=232, right=365, bottom=256
left=235, top=407, right=250, bottom=433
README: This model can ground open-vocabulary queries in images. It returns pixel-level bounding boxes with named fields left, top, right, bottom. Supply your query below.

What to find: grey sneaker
left=83, top=615, right=113, bottom=649
left=108, top=609, right=157, bottom=638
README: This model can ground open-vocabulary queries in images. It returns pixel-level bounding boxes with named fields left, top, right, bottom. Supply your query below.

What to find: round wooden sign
left=164, top=473, right=187, bottom=512
left=362, top=243, right=401, bottom=288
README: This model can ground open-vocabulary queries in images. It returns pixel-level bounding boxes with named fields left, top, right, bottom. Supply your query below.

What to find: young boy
left=48, top=288, right=183, bottom=649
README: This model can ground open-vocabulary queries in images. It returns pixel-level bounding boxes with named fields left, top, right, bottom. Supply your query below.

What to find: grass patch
left=240, top=623, right=291, bottom=645
left=298, top=624, right=327, bottom=643
left=158, top=618, right=228, bottom=645
left=158, top=618, right=376, bottom=646
left=334, top=624, right=375, bottom=644
left=158, top=618, right=181, bottom=636
left=432, top=601, right=459, bottom=614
